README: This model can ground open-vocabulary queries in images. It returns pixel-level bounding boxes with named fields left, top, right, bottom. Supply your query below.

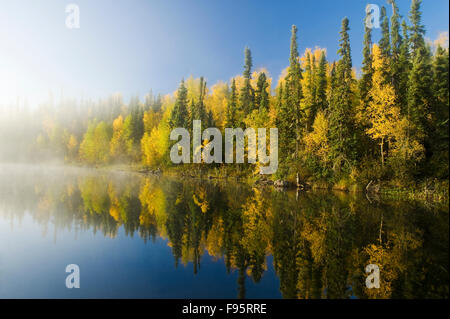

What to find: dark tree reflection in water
left=0, top=165, right=448, bottom=298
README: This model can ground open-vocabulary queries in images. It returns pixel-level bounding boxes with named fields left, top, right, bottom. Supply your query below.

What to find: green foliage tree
left=315, top=51, right=328, bottom=112
left=360, top=8, right=374, bottom=114
left=239, top=47, right=255, bottom=117
left=254, top=72, right=269, bottom=111
left=79, top=121, right=112, bottom=165
left=328, top=18, right=357, bottom=171
left=225, top=78, right=238, bottom=128
left=170, top=79, right=189, bottom=129
left=407, top=0, right=433, bottom=148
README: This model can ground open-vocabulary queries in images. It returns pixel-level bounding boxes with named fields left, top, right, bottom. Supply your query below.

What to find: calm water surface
left=0, top=165, right=448, bottom=298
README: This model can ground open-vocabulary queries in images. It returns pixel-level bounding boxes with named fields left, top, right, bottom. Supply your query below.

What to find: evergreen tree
left=129, top=96, right=144, bottom=145
left=433, top=45, right=449, bottom=128
left=379, top=6, right=391, bottom=84
left=170, top=79, right=189, bottom=128
left=239, top=47, right=255, bottom=116
left=207, top=110, right=215, bottom=128
left=409, top=0, right=426, bottom=55
left=431, top=45, right=449, bottom=177
left=153, top=94, right=163, bottom=113
left=315, top=51, right=328, bottom=112
left=284, top=25, right=303, bottom=159
left=397, top=20, right=411, bottom=113
left=255, top=72, right=269, bottom=111
left=144, top=89, right=154, bottom=111
left=389, top=0, right=403, bottom=95
left=225, top=79, right=238, bottom=128
left=360, top=8, right=374, bottom=113
left=197, top=77, right=208, bottom=122
left=188, top=98, right=196, bottom=134
left=328, top=18, right=357, bottom=170
left=407, top=0, right=433, bottom=146
left=302, top=50, right=316, bottom=131
left=190, top=76, right=208, bottom=126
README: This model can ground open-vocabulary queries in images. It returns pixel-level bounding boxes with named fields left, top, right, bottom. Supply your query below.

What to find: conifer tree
left=255, top=72, right=269, bottom=111
left=315, top=51, right=328, bottom=112
left=192, top=76, right=207, bottom=124
left=433, top=45, right=449, bottom=129
left=379, top=6, right=391, bottom=84
left=239, top=47, right=255, bottom=116
left=128, top=96, right=144, bottom=150
left=284, top=25, right=303, bottom=159
left=302, top=50, right=315, bottom=131
left=409, top=0, right=426, bottom=55
left=188, top=98, right=196, bottom=133
left=431, top=45, right=449, bottom=177
left=153, top=94, right=163, bottom=113
left=170, top=79, right=189, bottom=128
left=206, top=110, right=215, bottom=128
left=389, top=0, right=403, bottom=95
left=360, top=8, right=374, bottom=113
left=407, top=0, right=433, bottom=144
left=328, top=18, right=357, bottom=169
left=397, top=20, right=411, bottom=113
left=225, top=79, right=238, bottom=128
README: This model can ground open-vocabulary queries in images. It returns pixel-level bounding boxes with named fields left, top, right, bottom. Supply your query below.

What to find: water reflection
left=0, top=165, right=448, bottom=298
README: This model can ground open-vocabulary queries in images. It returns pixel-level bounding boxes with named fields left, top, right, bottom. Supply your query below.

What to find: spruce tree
left=389, top=0, right=403, bottom=95
left=303, top=51, right=315, bottom=131
left=315, top=51, right=328, bottom=112
left=328, top=18, right=357, bottom=169
left=129, top=96, right=144, bottom=144
left=431, top=45, right=449, bottom=177
left=170, top=79, right=189, bottom=128
left=188, top=98, right=195, bottom=134
left=397, top=20, right=411, bottom=113
left=255, top=72, right=269, bottom=111
left=379, top=6, right=391, bottom=84
left=433, top=45, right=449, bottom=126
left=239, top=47, right=255, bottom=116
left=284, top=25, right=303, bottom=159
left=206, top=110, right=215, bottom=128
left=193, top=76, right=207, bottom=123
left=409, top=0, right=426, bottom=55
left=153, top=94, right=163, bottom=113
left=360, top=9, right=374, bottom=113
left=225, top=79, right=238, bottom=128
left=407, top=0, right=433, bottom=144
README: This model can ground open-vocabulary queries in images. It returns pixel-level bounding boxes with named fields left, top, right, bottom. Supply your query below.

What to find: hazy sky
left=0, top=0, right=448, bottom=106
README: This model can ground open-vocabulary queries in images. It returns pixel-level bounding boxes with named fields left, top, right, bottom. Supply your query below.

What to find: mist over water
left=0, top=164, right=447, bottom=298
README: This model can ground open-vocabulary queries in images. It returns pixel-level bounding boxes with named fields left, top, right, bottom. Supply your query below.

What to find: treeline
left=1, top=0, right=448, bottom=189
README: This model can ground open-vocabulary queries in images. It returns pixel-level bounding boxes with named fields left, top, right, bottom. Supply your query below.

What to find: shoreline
left=103, top=163, right=449, bottom=205
left=1, top=162, right=446, bottom=204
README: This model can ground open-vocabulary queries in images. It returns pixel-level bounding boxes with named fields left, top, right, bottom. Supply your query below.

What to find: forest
left=0, top=0, right=448, bottom=198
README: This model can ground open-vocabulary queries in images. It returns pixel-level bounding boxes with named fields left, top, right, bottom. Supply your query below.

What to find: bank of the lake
left=93, top=163, right=449, bottom=205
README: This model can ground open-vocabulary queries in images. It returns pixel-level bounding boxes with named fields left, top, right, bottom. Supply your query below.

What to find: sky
left=0, top=0, right=448, bottom=106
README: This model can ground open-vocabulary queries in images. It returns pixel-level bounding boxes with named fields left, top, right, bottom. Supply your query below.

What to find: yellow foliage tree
left=66, top=134, right=78, bottom=161
left=303, top=110, right=330, bottom=164
left=366, top=44, right=402, bottom=167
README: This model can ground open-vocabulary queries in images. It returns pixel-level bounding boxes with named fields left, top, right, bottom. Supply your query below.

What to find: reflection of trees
left=270, top=191, right=301, bottom=298
left=0, top=170, right=447, bottom=299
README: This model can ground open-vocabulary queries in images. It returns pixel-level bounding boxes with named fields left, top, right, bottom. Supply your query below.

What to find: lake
left=0, top=164, right=448, bottom=298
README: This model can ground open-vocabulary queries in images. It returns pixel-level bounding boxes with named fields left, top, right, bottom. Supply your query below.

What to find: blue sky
left=0, top=0, right=448, bottom=106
